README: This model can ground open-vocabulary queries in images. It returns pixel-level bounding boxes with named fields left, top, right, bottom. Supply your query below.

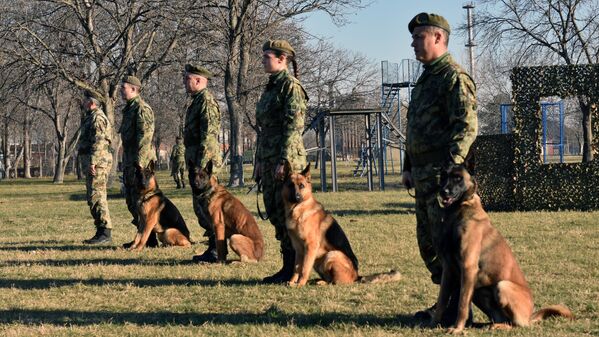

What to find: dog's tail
left=531, top=304, right=573, bottom=323
left=358, top=270, right=402, bottom=284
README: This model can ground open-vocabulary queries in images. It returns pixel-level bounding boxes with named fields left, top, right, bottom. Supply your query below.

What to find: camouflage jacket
left=255, top=69, right=308, bottom=169
left=119, top=96, right=157, bottom=168
left=184, top=88, right=221, bottom=169
left=170, top=143, right=186, bottom=166
left=78, top=108, right=113, bottom=167
left=405, top=53, right=478, bottom=169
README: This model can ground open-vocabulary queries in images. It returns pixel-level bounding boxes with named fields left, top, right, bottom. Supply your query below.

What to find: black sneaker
left=83, top=228, right=112, bottom=244
left=414, top=302, right=437, bottom=321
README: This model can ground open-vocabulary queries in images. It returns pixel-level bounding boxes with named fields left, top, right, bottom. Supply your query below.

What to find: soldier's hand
left=274, top=163, right=285, bottom=181
left=89, top=164, right=97, bottom=177
left=402, top=170, right=413, bottom=189
left=253, top=162, right=262, bottom=182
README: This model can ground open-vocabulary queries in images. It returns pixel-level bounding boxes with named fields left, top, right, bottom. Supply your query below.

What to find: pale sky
left=302, top=0, right=473, bottom=65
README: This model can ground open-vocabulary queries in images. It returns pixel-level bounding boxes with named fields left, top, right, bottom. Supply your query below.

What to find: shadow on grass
left=0, top=244, right=119, bottom=252
left=0, top=307, right=423, bottom=328
left=68, top=192, right=123, bottom=201
left=0, top=277, right=261, bottom=289
left=0, top=258, right=190, bottom=267
left=331, top=208, right=414, bottom=216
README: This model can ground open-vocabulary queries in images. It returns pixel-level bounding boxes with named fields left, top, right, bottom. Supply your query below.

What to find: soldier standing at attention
left=79, top=90, right=114, bottom=244
left=119, top=75, right=159, bottom=248
left=182, top=64, right=223, bottom=263
left=255, top=40, right=308, bottom=284
left=401, top=13, right=478, bottom=321
left=170, top=136, right=186, bottom=189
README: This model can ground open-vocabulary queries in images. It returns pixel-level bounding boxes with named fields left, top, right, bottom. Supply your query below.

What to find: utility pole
left=463, top=2, right=476, bottom=78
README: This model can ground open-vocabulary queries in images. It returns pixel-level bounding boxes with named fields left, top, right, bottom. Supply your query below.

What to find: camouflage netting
left=472, top=135, right=515, bottom=211
left=474, top=64, right=599, bottom=211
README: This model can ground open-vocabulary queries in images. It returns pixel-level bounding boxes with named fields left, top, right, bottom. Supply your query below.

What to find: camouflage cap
left=122, top=75, right=142, bottom=87
left=408, top=12, right=451, bottom=34
left=184, top=64, right=213, bottom=79
left=84, top=89, right=104, bottom=103
left=262, top=39, right=295, bottom=57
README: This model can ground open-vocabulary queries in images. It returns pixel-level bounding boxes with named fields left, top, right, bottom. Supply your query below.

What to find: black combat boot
left=192, top=235, right=219, bottom=263
left=262, top=247, right=295, bottom=284
left=83, top=228, right=112, bottom=244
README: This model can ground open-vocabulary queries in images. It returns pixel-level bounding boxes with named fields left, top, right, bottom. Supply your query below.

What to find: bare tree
left=211, top=0, right=366, bottom=186
left=474, top=0, right=599, bottom=161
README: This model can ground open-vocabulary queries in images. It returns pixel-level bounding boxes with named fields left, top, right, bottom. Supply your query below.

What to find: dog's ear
left=300, top=162, right=311, bottom=182
left=204, top=160, right=213, bottom=176
left=147, top=160, right=155, bottom=173
left=463, top=148, right=476, bottom=174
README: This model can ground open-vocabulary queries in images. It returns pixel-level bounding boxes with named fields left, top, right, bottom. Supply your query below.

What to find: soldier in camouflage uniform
left=119, top=75, right=159, bottom=248
left=182, top=64, right=223, bottom=263
left=170, top=136, right=186, bottom=189
left=255, top=40, right=308, bottom=283
left=402, top=13, right=478, bottom=320
left=79, top=90, right=114, bottom=244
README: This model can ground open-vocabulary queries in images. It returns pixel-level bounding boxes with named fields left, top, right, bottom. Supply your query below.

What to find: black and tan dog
left=283, top=162, right=401, bottom=287
left=189, top=160, right=264, bottom=263
left=433, top=163, right=573, bottom=333
left=128, top=160, right=193, bottom=251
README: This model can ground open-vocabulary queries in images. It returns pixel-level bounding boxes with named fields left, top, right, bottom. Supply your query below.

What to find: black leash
left=248, top=180, right=269, bottom=220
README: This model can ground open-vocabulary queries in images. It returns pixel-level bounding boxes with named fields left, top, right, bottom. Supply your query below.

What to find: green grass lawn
left=0, top=163, right=597, bottom=336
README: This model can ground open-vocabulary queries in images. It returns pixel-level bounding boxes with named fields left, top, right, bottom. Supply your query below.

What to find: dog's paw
left=446, top=327, right=466, bottom=335
left=288, top=281, right=299, bottom=287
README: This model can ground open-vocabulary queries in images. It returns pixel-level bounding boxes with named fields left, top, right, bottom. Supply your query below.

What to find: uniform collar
left=423, top=52, right=452, bottom=74
left=191, top=88, right=207, bottom=99
left=126, top=95, right=140, bottom=106
left=267, top=69, right=289, bottom=87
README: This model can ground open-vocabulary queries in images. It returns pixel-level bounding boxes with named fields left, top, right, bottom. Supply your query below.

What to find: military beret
left=122, top=75, right=142, bottom=87
left=408, top=12, right=451, bottom=34
left=184, top=64, right=213, bottom=79
left=262, top=39, right=295, bottom=57
left=84, top=90, right=103, bottom=103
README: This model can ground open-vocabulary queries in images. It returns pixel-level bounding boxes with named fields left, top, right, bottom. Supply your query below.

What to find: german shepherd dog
left=128, top=160, right=193, bottom=251
left=189, top=160, right=264, bottom=263
left=282, top=162, right=401, bottom=287
left=433, top=163, right=573, bottom=333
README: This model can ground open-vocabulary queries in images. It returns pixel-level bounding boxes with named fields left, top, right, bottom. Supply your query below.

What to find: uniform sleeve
left=447, top=73, right=478, bottom=164
left=135, top=104, right=155, bottom=165
left=280, top=81, right=307, bottom=161
left=90, top=115, right=108, bottom=166
left=206, top=98, right=221, bottom=148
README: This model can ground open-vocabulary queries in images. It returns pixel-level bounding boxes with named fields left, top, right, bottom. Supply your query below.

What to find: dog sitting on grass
left=282, top=162, right=401, bottom=286
left=189, top=160, right=264, bottom=263
left=433, top=163, right=573, bottom=333
left=127, top=160, right=193, bottom=251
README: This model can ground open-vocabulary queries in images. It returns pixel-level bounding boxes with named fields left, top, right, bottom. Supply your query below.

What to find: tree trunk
left=23, top=112, right=32, bottom=179
left=224, top=4, right=244, bottom=187
left=578, top=97, right=593, bottom=162
left=2, top=119, right=9, bottom=177
left=53, top=137, right=66, bottom=183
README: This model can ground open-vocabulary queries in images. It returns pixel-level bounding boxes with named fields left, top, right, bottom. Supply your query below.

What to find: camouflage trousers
left=412, top=162, right=444, bottom=285
left=122, top=164, right=139, bottom=226
left=186, top=150, right=221, bottom=235
left=260, top=159, right=306, bottom=254
left=82, top=157, right=113, bottom=229
left=171, top=164, right=185, bottom=187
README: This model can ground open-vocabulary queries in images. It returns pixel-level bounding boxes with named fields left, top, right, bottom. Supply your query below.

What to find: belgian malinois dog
left=128, top=160, right=193, bottom=251
left=282, top=162, right=401, bottom=287
left=189, top=160, right=264, bottom=263
left=433, top=163, right=573, bottom=333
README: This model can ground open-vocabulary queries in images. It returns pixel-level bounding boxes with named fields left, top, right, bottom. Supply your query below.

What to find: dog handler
left=79, top=90, right=113, bottom=244
left=255, top=40, right=308, bottom=284
left=401, top=13, right=478, bottom=320
left=119, top=75, right=159, bottom=248
left=182, top=64, right=223, bottom=263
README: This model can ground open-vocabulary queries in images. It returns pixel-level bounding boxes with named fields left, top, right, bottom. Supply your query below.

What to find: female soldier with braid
left=254, top=40, right=308, bottom=284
